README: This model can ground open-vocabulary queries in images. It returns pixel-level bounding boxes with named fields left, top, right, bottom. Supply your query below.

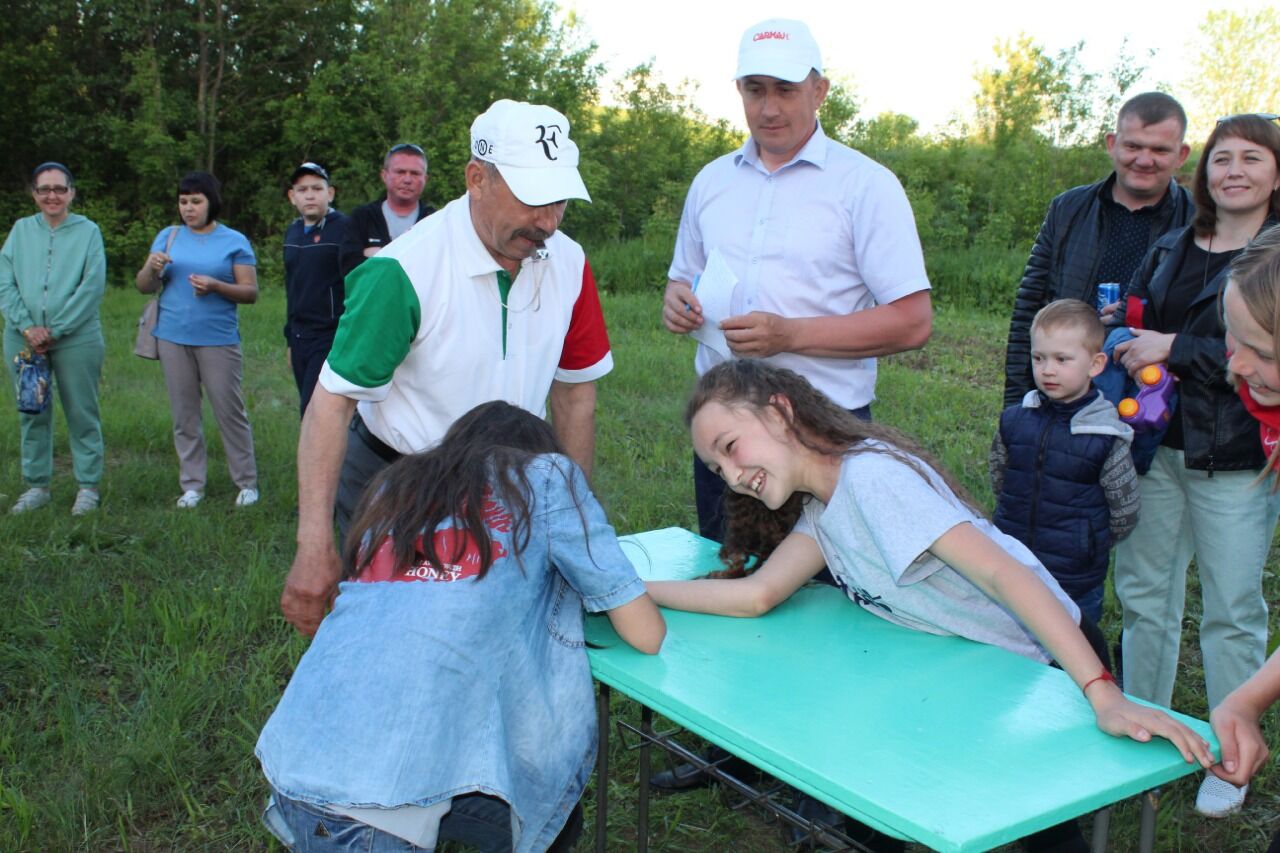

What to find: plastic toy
left=1117, top=364, right=1174, bottom=431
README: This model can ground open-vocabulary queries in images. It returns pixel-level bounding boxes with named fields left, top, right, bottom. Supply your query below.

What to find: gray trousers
left=157, top=339, right=257, bottom=493
left=1115, top=446, right=1279, bottom=709
left=334, top=418, right=397, bottom=540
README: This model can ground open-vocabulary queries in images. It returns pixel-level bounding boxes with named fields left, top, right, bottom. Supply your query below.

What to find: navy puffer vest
left=993, top=391, right=1115, bottom=597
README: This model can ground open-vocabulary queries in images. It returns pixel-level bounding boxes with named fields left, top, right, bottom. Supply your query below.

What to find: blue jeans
left=263, top=790, right=582, bottom=852
left=1073, top=583, right=1105, bottom=625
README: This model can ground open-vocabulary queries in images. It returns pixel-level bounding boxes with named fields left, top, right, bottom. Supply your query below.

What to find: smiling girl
left=1206, top=225, right=1280, bottom=852
left=650, top=360, right=1213, bottom=757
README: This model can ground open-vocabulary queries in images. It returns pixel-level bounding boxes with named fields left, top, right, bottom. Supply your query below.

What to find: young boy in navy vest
left=990, top=299, right=1139, bottom=624
left=283, top=162, right=349, bottom=416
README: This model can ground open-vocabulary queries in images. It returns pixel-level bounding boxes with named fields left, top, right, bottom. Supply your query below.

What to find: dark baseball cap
left=290, top=162, right=330, bottom=184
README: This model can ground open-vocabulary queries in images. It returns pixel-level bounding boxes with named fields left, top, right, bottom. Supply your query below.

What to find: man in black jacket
left=1002, top=92, right=1193, bottom=406
left=339, top=143, right=435, bottom=277
left=284, top=162, right=349, bottom=416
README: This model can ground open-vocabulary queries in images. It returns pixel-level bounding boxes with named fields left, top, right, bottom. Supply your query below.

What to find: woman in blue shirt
left=256, top=401, right=664, bottom=852
left=135, top=171, right=259, bottom=508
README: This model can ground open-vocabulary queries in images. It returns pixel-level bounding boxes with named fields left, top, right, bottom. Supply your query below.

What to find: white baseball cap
left=734, top=18, right=823, bottom=82
left=470, top=100, right=590, bottom=206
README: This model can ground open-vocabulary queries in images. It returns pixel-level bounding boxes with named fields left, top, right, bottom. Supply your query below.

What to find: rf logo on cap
left=536, top=125, right=562, bottom=160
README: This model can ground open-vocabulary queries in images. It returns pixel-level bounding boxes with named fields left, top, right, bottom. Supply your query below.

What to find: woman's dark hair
left=177, top=171, right=223, bottom=223
left=342, top=401, right=565, bottom=581
left=1192, top=115, right=1280, bottom=237
left=686, top=359, right=982, bottom=576
left=31, top=161, right=74, bottom=187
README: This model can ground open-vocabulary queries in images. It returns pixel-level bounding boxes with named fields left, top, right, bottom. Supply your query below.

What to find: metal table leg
left=638, top=706, right=653, bottom=853
left=595, top=684, right=610, bottom=853
left=1138, top=789, right=1158, bottom=853
left=1090, top=806, right=1110, bottom=852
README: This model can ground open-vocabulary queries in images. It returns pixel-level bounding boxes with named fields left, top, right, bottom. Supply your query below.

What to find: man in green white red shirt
left=281, top=99, right=611, bottom=637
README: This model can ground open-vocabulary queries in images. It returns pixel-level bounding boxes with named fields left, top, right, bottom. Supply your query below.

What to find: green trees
left=1184, top=8, right=1280, bottom=140
left=0, top=2, right=1214, bottom=304
left=0, top=0, right=599, bottom=281
left=0, top=0, right=364, bottom=278
left=573, top=64, right=739, bottom=243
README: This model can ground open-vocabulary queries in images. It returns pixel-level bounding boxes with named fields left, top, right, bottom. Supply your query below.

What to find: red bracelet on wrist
left=1081, top=670, right=1116, bottom=695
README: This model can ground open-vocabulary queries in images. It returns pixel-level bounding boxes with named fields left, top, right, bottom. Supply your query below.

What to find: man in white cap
left=281, top=99, right=612, bottom=637
left=652, top=21, right=933, bottom=840
left=661, top=18, right=933, bottom=543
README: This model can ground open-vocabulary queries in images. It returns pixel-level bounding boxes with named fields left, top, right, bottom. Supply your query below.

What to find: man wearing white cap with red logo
left=282, top=99, right=612, bottom=637
left=662, top=18, right=933, bottom=544
left=655, top=19, right=934, bottom=846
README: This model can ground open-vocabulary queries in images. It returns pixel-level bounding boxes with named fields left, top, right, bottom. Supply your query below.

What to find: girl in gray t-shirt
left=646, top=358, right=1213, bottom=767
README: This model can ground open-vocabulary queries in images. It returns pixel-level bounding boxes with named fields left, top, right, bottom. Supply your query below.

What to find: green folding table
left=585, top=527, right=1217, bottom=852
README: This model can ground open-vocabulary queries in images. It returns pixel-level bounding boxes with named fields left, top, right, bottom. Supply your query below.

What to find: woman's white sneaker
left=10, top=487, right=51, bottom=514
left=1195, top=773, right=1247, bottom=817
left=235, top=488, right=259, bottom=507
left=176, top=490, right=203, bottom=509
left=71, top=488, right=100, bottom=516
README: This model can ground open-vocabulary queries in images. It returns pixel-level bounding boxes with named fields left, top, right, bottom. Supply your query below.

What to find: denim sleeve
left=541, top=459, right=646, bottom=613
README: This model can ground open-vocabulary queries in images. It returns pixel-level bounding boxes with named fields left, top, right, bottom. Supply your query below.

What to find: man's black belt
left=351, top=414, right=402, bottom=464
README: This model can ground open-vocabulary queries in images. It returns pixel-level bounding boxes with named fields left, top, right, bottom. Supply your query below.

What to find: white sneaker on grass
left=71, top=488, right=99, bottom=516
left=235, top=487, right=259, bottom=507
left=1195, top=773, right=1247, bottom=817
left=176, top=490, right=203, bottom=509
left=10, top=487, right=51, bottom=514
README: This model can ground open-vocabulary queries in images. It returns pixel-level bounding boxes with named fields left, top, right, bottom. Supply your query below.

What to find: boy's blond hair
left=1031, top=299, right=1105, bottom=354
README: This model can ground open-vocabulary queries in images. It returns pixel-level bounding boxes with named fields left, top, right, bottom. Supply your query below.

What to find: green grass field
left=1, top=283, right=1278, bottom=851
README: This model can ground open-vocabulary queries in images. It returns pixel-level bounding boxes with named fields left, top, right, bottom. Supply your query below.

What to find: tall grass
left=0, top=282, right=1277, bottom=851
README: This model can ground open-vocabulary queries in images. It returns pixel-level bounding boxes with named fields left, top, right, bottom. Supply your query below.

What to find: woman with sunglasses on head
left=0, top=162, right=106, bottom=516
left=1111, top=113, right=1280, bottom=818
left=136, top=171, right=260, bottom=509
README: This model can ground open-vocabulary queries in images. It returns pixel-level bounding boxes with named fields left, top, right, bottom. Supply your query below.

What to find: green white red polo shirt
left=319, top=194, right=613, bottom=454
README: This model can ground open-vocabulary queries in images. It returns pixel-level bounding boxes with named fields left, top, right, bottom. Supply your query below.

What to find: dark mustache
left=516, top=229, right=551, bottom=245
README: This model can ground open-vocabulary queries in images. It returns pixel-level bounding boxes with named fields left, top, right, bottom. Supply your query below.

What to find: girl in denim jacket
left=256, top=401, right=664, bottom=852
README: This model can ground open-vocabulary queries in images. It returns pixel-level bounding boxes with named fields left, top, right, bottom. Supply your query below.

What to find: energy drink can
left=1096, top=282, right=1120, bottom=314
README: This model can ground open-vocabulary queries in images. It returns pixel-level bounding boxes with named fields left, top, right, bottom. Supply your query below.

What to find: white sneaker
left=10, top=487, right=51, bottom=514
left=235, top=487, right=259, bottom=507
left=71, top=488, right=99, bottom=516
left=1195, top=773, right=1247, bottom=818
left=176, top=490, right=203, bottom=509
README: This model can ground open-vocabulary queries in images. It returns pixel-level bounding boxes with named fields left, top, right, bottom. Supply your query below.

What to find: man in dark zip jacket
left=284, top=162, right=349, bottom=416
left=1002, top=92, right=1193, bottom=406
left=339, top=144, right=435, bottom=278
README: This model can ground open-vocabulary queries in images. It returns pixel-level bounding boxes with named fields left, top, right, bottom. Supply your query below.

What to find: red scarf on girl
left=1237, top=383, right=1280, bottom=459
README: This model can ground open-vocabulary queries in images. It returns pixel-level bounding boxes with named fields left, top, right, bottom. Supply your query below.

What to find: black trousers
left=289, top=333, right=334, bottom=418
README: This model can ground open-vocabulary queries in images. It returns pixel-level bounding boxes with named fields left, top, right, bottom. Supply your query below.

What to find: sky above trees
left=569, top=0, right=1274, bottom=135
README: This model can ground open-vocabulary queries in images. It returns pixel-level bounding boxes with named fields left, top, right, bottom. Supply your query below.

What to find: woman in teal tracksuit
left=0, top=162, right=106, bottom=515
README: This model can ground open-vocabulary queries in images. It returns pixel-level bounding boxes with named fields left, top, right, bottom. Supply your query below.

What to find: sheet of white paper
left=690, top=249, right=737, bottom=359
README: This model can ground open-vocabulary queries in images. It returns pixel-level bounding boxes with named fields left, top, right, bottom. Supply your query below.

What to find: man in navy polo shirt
left=283, top=162, right=348, bottom=415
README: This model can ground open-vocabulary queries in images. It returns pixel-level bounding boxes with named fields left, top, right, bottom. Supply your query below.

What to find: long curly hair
left=342, top=401, right=567, bottom=581
left=686, top=359, right=982, bottom=576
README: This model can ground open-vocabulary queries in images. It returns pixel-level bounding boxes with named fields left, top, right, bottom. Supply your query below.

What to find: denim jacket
left=256, top=455, right=645, bottom=852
